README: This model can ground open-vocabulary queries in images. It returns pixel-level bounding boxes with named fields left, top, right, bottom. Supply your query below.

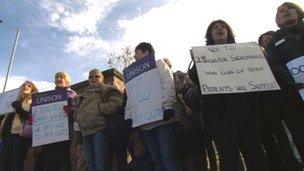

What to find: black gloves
left=163, top=109, right=175, bottom=121
left=292, top=83, right=304, bottom=90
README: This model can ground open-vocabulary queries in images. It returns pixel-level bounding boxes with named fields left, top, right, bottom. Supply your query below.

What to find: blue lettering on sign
left=133, top=108, right=163, bottom=126
left=32, top=103, right=63, bottom=114
left=289, top=65, right=304, bottom=76
left=137, top=88, right=151, bottom=103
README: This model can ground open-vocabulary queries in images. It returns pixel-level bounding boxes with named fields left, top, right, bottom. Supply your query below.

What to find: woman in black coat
left=186, top=19, right=267, bottom=171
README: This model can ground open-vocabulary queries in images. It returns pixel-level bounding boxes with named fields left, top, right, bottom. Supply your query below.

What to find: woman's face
left=88, top=71, right=103, bottom=86
left=211, top=22, right=228, bottom=44
left=55, top=74, right=68, bottom=88
left=23, top=83, right=32, bottom=94
left=277, top=4, right=299, bottom=28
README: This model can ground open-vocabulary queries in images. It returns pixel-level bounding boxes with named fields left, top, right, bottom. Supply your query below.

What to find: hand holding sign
left=163, top=109, right=175, bottom=121
left=63, top=105, right=75, bottom=117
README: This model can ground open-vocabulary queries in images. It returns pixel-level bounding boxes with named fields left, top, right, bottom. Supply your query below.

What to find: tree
left=107, top=46, right=134, bottom=72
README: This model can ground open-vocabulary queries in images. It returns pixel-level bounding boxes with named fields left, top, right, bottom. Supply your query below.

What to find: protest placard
left=32, top=89, right=69, bottom=147
left=191, top=42, right=280, bottom=95
left=0, top=88, right=19, bottom=115
left=123, top=54, right=163, bottom=127
left=286, top=55, right=304, bottom=101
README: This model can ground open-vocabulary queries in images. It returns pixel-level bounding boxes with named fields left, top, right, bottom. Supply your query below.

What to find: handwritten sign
left=191, top=42, right=280, bottom=95
left=32, top=89, right=69, bottom=147
left=286, top=55, right=304, bottom=101
left=123, top=54, right=163, bottom=127
left=0, top=88, right=19, bottom=115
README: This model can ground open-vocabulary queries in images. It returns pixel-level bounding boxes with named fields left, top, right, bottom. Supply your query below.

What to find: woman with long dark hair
left=186, top=19, right=267, bottom=171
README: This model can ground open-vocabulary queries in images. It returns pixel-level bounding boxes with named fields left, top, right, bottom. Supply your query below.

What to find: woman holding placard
left=1, top=81, right=38, bottom=171
left=186, top=20, right=267, bottom=171
left=43, top=71, right=77, bottom=171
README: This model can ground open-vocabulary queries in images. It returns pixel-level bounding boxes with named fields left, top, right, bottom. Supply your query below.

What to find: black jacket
left=266, top=21, right=304, bottom=115
left=267, top=21, right=304, bottom=89
left=186, top=64, right=249, bottom=123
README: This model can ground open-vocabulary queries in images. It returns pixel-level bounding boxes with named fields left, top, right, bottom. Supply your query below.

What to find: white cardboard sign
left=32, top=89, right=69, bottom=147
left=286, top=55, right=304, bottom=101
left=0, top=88, right=19, bottom=115
left=123, top=54, right=163, bottom=127
left=192, top=42, right=280, bottom=95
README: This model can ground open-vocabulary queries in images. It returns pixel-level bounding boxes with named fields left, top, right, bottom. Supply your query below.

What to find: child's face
left=134, top=49, right=149, bottom=61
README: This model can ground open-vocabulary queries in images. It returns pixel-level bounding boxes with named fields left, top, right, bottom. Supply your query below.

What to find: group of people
left=0, top=1, right=303, bottom=171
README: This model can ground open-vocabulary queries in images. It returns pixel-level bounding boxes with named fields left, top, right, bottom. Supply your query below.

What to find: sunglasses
left=89, top=75, right=102, bottom=79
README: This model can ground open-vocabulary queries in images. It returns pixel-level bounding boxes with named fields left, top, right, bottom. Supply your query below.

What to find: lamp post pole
left=1, top=20, right=21, bottom=93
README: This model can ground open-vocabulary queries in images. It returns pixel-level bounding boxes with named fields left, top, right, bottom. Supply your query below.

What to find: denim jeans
left=83, top=129, right=110, bottom=171
left=141, top=123, right=181, bottom=171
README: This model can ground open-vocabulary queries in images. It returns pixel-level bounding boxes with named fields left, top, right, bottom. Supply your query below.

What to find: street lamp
left=0, top=19, right=21, bottom=93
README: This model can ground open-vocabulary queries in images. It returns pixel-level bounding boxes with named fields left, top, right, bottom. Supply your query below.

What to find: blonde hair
left=55, top=71, right=72, bottom=87
left=18, top=81, right=38, bottom=102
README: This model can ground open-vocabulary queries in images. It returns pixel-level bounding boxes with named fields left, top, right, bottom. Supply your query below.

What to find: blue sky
left=0, top=0, right=303, bottom=92
left=0, top=0, right=170, bottom=91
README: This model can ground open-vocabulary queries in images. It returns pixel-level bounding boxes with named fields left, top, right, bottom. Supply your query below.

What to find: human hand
left=163, top=109, right=175, bottom=121
left=63, top=105, right=75, bottom=117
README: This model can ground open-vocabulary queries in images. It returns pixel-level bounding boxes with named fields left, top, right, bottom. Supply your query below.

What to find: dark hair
left=258, top=31, right=275, bottom=46
left=205, top=19, right=235, bottom=45
left=135, top=42, right=155, bottom=55
left=276, top=2, right=304, bottom=27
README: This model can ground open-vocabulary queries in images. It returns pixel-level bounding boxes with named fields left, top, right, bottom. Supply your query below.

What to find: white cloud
left=0, top=76, right=54, bottom=92
left=65, top=35, right=111, bottom=56
left=40, top=0, right=119, bottom=57
left=50, top=13, right=60, bottom=23
left=82, top=72, right=89, bottom=78
left=40, top=0, right=303, bottom=72
left=117, top=0, right=303, bottom=72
